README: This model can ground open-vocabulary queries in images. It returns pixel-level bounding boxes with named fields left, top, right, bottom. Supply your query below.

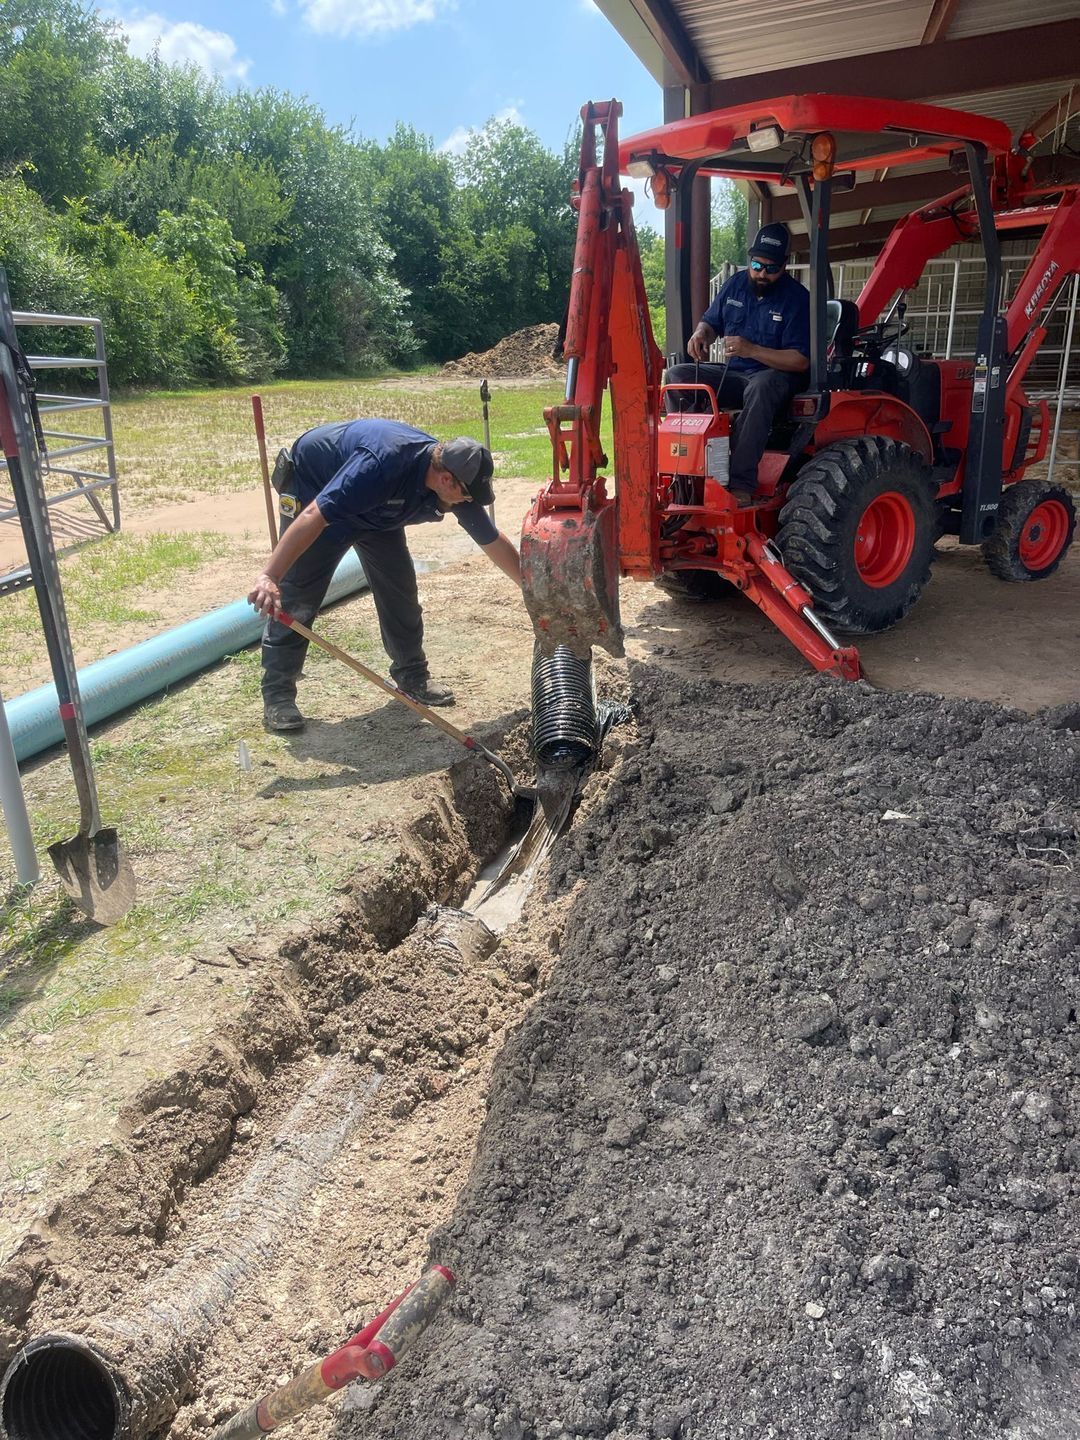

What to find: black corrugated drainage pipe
left=0, top=1061, right=382, bottom=1440
left=530, top=642, right=599, bottom=770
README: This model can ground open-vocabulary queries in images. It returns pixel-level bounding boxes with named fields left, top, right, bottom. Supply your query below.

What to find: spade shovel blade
left=47, top=826, right=136, bottom=926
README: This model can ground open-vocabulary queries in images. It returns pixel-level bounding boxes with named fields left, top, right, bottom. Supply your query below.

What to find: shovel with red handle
left=210, top=1265, right=455, bottom=1440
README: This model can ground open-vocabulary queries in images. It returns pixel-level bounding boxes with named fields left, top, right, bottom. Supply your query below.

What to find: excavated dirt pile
left=356, top=670, right=1080, bottom=1440
left=441, top=324, right=564, bottom=379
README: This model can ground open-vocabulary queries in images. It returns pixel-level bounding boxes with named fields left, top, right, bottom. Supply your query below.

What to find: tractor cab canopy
left=618, top=95, right=1018, bottom=399
left=618, top=94, right=1013, bottom=189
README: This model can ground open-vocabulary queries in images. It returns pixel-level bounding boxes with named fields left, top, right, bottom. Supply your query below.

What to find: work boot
left=728, top=483, right=760, bottom=509
left=397, top=678, right=456, bottom=707
left=263, top=699, right=305, bottom=731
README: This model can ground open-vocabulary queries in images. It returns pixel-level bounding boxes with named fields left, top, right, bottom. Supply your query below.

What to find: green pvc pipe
left=5, top=554, right=367, bottom=763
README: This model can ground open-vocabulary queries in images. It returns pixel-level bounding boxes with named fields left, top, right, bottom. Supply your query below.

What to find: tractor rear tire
left=776, top=437, right=938, bottom=635
left=655, top=569, right=732, bottom=602
left=982, top=480, right=1076, bottom=582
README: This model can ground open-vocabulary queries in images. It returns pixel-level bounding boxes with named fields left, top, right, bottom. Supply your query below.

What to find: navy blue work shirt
left=292, top=419, right=498, bottom=546
left=701, top=270, right=810, bottom=376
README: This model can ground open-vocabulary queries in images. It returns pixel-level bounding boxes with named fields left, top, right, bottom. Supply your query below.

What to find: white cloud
left=112, top=10, right=250, bottom=80
left=297, top=0, right=453, bottom=38
left=270, top=0, right=287, bottom=13
left=438, top=104, right=526, bottom=155
left=438, top=125, right=472, bottom=157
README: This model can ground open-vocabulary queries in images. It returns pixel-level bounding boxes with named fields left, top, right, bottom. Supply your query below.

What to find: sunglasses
left=749, top=257, right=783, bottom=275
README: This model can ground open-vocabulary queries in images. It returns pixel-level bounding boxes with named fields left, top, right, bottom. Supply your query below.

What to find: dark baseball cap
left=749, top=222, right=791, bottom=261
left=441, top=436, right=495, bottom=505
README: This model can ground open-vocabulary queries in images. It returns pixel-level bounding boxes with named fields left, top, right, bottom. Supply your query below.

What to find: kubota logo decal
left=1024, top=259, right=1059, bottom=318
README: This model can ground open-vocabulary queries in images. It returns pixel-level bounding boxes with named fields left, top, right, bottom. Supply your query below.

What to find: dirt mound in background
left=357, top=671, right=1080, bottom=1440
left=441, top=324, right=564, bottom=379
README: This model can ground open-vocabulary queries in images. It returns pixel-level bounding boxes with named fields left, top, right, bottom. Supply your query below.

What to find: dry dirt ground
left=0, top=463, right=1078, bottom=1439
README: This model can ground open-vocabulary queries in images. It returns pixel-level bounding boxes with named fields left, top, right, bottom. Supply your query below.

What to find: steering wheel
left=852, top=319, right=909, bottom=348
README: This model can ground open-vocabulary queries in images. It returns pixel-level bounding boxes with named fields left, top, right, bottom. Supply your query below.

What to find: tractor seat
left=826, top=298, right=861, bottom=387
left=827, top=298, right=860, bottom=358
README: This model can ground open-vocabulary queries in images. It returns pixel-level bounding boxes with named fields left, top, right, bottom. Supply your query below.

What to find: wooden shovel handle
left=279, top=612, right=483, bottom=752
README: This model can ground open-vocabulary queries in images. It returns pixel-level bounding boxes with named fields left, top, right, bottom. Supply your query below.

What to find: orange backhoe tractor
left=521, top=96, right=1080, bottom=680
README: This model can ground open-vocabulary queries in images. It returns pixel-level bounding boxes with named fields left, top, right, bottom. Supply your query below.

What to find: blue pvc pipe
left=6, top=553, right=368, bottom=764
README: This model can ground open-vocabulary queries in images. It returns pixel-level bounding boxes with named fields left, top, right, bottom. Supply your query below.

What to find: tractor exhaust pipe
left=0, top=1063, right=383, bottom=1440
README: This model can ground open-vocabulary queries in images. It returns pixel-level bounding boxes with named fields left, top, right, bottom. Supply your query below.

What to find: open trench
left=2, top=662, right=1080, bottom=1440
left=0, top=647, right=627, bottom=1440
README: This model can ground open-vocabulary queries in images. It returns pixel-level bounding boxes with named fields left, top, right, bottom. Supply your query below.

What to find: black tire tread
left=776, top=437, right=938, bottom=634
left=982, top=480, right=1077, bottom=582
left=655, top=569, right=732, bottom=602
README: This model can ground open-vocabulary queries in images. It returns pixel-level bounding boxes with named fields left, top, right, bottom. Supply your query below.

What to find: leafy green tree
left=0, top=0, right=118, bottom=202
left=637, top=223, right=666, bottom=353
left=98, top=48, right=224, bottom=158
left=59, top=200, right=206, bottom=386
left=712, top=180, right=748, bottom=270
left=220, top=89, right=413, bottom=373
left=153, top=200, right=284, bottom=380
left=363, top=124, right=468, bottom=361
left=452, top=119, right=577, bottom=347
left=0, top=173, right=89, bottom=315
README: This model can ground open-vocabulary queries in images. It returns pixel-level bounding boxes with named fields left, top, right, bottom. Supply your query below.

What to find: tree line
left=0, top=0, right=746, bottom=389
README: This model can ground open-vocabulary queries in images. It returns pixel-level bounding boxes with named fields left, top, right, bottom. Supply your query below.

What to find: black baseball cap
left=749, top=222, right=791, bottom=261
left=442, top=436, right=495, bottom=506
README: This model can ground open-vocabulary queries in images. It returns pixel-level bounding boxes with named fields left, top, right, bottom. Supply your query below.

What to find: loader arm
left=520, top=100, right=664, bottom=658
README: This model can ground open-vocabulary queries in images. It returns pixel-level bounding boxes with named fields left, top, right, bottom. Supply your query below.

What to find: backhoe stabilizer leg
left=742, top=535, right=863, bottom=681
left=521, top=492, right=625, bottom=660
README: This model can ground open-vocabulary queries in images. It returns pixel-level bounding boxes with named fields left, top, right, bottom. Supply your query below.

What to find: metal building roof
left=594, top=0, right=1080, bottom=253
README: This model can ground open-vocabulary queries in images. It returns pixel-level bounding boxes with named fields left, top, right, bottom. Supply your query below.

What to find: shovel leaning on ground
left=274, top=609, right=536, bottom=805
left=0, top=280, right=135, bottom=924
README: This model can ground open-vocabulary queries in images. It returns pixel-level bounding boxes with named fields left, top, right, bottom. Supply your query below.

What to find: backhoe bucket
left=521, top=494, right=624, bottom=660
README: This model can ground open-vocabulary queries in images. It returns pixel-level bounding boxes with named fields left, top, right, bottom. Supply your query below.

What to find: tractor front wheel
left=982, top=481, right=1076, bottom=582
left=777, top=437, right=938, bottom=634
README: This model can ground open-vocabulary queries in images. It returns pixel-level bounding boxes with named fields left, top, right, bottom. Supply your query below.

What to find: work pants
left=665, top=364, right=802, bottom=490
left=261, top=519, right=427, bottom=704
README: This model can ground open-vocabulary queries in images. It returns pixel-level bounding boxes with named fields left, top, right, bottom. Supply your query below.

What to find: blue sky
left=99, top=0, right=664, bottom=156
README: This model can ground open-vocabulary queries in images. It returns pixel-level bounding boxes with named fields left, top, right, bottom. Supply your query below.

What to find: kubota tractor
left=520, top=96, right=1080, bottom=680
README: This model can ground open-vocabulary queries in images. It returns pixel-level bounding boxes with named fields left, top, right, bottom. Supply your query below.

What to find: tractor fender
left=812, top=394, right=933, bottom=466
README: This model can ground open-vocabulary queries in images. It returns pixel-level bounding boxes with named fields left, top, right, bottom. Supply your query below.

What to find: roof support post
left=663, top=84, right=687, bottom=362
left=807, top=175, right=832, bottom=394
left=690, top=174, right=711, bottom=331
left=960, top=141, right=1007, bottom=545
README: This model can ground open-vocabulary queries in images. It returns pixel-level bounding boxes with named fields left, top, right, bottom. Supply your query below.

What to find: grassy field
left=112, top=374, right=571, bottom=510
left=0, top=530, right=232, bottom=674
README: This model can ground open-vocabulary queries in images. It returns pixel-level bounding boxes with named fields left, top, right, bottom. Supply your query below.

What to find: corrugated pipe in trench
left=0, top=1059, right=382, bottom=1440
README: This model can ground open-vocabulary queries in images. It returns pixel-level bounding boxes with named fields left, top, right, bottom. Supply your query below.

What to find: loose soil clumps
left=358, top=671, right=1080, bottom=1440
left=441, top=325, right=564, bottom=379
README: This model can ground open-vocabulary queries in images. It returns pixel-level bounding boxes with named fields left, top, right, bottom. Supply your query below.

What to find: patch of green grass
left=0, top=885, right=86, bottom=980
left=159, top=869, right=252, bottom=924
left=0, top=530, right=233, bottom=677
left=89, top=736, right=159, bottom=770
left=110, top=377, right=593, bottom=510
left=28, top=972, right=141, bottom=1037
left=223, top=647, right=264, bottom=699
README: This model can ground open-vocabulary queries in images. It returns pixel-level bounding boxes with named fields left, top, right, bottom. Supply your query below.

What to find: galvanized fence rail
left=0, top=310, right=120, bottom=598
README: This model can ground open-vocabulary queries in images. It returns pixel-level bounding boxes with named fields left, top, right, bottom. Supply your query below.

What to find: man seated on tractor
left=666, top=222, right=810, bottom=502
